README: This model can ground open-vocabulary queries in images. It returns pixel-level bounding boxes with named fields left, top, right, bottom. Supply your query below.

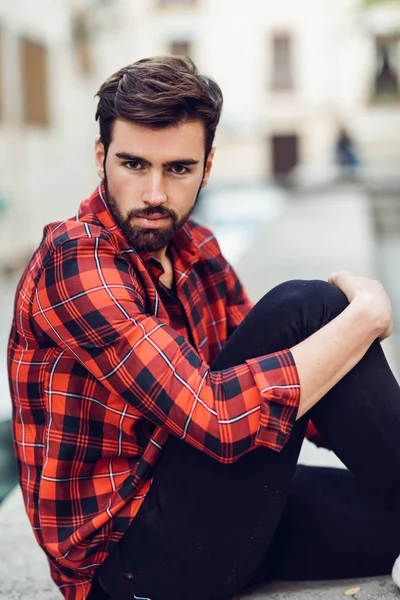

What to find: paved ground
left=1, top=487, right=398, bottom=600
left=239, top=578, right=400, bottom=599
left=1, top=183, right=398, bottom=598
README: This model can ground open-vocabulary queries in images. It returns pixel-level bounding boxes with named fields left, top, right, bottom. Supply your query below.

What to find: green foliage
left=363, top=0, right=400, bottom=7
left=0, top=194, right=8, bottom=216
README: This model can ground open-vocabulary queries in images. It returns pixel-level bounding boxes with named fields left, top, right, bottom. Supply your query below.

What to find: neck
left=150, top=247, right=167, bottom=263
left=152, top=246, right=174, bottom=289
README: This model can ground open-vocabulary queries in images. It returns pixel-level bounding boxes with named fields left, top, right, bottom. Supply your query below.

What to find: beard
left=104, top=176, right=201, bottom=253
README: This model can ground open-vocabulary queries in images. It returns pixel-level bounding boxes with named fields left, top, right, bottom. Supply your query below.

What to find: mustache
left=127, top=206, right=176, bottom=220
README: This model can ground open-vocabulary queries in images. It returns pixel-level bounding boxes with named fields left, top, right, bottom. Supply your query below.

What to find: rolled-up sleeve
left=247, top=352, right=300, bottom=450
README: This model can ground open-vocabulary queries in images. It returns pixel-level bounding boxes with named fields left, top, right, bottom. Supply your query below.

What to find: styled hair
left=95, top=56, right=223, bottom=158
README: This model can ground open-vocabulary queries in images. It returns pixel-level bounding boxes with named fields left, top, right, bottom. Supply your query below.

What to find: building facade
left=1, top=0, right=400, bottom=262
left=0, top=0, right=101, bottom=265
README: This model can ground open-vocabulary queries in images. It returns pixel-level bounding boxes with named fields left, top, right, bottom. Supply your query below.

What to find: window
left=271, top=33, right=294, bottom=91
left=20, top=38, right=49, bottom=126
left=271, top=134, right=299, bottom=178
left=72, top=11, right=93, bottom=75
left=169, top=40, right=192, bottom=58
left=374, top=36, right=400, bottom=98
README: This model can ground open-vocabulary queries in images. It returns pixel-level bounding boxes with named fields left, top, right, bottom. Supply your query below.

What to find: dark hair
left=95, top=56, right=223, bottom=158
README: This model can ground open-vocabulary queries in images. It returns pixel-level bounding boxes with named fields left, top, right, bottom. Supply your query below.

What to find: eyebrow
left=115, top=153, right=200, bottom=168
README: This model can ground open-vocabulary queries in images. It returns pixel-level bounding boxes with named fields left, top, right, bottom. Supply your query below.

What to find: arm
left=292, top=271, right=393, bottom=419
left=32, top=235, right=300, bottom=462
left=223, top=259, right=392, bottom=423
left=223, top=262, right=390, bottom=425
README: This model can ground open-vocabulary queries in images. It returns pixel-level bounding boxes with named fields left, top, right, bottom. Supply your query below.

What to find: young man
left=7, top=56, right=400, bottom=600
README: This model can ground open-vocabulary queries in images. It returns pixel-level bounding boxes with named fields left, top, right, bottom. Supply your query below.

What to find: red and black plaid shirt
left=8, top=184, right=300, bottom=599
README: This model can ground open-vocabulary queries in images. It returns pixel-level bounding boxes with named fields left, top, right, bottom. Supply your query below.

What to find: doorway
left=271, top=134, right=299, bottom=178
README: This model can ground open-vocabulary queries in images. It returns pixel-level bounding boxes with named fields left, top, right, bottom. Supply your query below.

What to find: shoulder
left=25, top=217, right=122, bottom=283
left=42, top=216, right=111, bottom=252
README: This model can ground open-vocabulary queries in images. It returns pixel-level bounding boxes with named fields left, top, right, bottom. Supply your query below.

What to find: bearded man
left=7, top=56, right=400, bottom=600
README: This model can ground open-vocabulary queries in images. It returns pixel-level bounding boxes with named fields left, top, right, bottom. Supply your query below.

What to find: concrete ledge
left=0, top=487, right=397, bottom=600
left=0, top=487, right=62, bottom=599
left=240, top=578, right=399, bottom=599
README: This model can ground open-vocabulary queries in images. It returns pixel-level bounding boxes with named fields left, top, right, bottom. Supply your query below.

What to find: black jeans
left=92, top=280, right=400, bottom=600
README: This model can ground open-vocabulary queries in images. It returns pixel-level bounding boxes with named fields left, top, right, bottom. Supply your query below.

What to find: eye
left=124, top=160, right=143, bottom=171
left=171, top=164, right=190, bottom=175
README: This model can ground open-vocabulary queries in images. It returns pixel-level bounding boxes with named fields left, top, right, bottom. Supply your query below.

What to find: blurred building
left=91, top=0, right=400, bottom=185
left=0, top=0, right=101, bottom=267
left=1, top=0, right=400, bottom=265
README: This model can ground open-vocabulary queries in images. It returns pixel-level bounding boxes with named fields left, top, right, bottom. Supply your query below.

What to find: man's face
left=95, top=119, right=214, bottom=255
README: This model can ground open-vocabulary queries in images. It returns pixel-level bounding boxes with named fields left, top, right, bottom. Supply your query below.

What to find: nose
left=143, top=171, right=167, bottom=206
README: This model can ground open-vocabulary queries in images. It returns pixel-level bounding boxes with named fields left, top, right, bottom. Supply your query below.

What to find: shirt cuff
left=246, top=349, right=301, bottom=452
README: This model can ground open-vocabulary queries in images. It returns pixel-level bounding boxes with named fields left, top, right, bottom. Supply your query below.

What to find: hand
left=328, top=270, right=393, bottom=340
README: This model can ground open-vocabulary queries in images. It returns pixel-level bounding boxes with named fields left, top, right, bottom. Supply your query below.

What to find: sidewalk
left=235, top=184, right=376, bottom=297
left=1, top=185, right=398, bottom=599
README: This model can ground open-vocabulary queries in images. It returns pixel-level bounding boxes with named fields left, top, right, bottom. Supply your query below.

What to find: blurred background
left=1, top=0, right=400, bottom=502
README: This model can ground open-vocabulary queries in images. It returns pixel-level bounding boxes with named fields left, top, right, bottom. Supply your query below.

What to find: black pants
left=92, top=280, right=400, bottom=600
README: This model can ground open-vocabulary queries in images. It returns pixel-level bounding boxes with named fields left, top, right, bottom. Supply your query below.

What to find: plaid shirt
left=8, top=183, right=300, bottom=599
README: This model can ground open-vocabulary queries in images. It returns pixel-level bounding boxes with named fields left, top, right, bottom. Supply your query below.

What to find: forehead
left=110, top=119, right=206, bottom=160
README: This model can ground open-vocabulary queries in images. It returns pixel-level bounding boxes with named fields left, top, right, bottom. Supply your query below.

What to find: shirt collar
left=79, top=182, right=201, bottom=267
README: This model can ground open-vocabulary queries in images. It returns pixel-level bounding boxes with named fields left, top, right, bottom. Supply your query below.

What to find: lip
left=132, top=215, right=171, bottom=228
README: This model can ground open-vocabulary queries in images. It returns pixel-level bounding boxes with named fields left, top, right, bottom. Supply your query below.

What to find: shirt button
left=125, top=572, right=134, bottom=580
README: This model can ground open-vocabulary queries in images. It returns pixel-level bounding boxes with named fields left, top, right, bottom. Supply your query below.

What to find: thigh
left=212, top=279, right=348, bottom=371
left=253, top=465, right=400, bottom=584
left=97, top=421, right=308, bottom=600
left=218, top=280, right=400, bottom=500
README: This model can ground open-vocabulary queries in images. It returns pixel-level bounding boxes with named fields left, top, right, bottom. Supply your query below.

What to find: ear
left=95, top=136, right=105, bottom=180
left=201, top=147, right=215, bottom=188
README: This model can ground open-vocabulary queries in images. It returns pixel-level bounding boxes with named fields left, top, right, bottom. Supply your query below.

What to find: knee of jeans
left=271, top=279, right=349, bottom=319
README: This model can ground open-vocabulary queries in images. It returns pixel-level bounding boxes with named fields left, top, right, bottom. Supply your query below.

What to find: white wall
left=0, top=0, right=99, bottom=263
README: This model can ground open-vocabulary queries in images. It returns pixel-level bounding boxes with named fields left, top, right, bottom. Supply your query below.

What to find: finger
left=379, top=322, right=394, bottom=341
left=328, top=270, right=350, bottom=286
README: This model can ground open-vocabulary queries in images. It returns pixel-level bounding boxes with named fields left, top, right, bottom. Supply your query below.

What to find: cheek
left=175, top=177, right=202, bottom=205
left=107, top=167, right=141, bottom=208
left=108, top=165, right=131, bottom=193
